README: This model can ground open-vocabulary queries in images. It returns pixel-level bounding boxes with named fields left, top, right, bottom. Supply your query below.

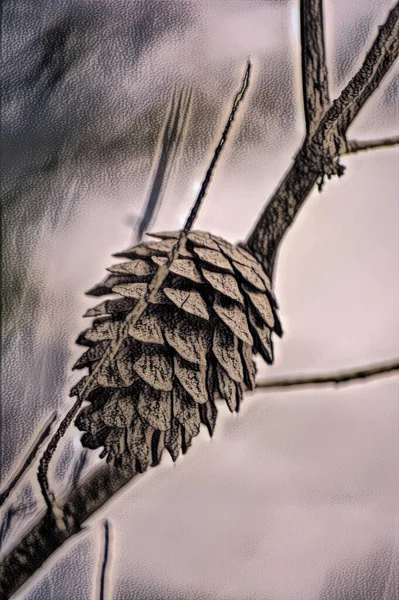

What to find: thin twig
left=99, top=520, right=111, bottom=600
left=0, top=412, right=57, bottom=508
left=36, top=62, right=250, bottom=515
left=300, top=0, right=330, bottom=136
left=183, top=61, right=251, bottom=232
left=38, top=400, right=84, bottom=512
left=344, top=136, right=399, bottom=154
left=256, top=360, right=399, bottom=391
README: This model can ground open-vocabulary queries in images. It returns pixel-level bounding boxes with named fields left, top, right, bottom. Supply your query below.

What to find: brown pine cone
left=73, top=231, right=282, bottom=473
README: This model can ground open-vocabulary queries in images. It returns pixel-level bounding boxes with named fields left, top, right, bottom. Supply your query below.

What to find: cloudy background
left=1, top=0, right=398, bottom=598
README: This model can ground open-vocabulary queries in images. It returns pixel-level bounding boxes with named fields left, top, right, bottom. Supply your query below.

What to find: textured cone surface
left=74, top=230, right=281, bottom=471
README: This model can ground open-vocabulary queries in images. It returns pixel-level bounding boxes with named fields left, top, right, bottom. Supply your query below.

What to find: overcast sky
left=1, top=1, right=398, bottom=599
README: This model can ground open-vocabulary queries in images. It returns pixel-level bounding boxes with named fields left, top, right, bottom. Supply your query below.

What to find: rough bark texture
left=0, top=465, right=140, bottom=599
left=1, top=2, right=398, bottom=598
left=300, top=0, right=330, bottom=136
left=246, top=1, right=399, bottom=277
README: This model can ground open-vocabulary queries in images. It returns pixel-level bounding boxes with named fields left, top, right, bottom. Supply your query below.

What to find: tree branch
left=246, top=1, right=399, bottom=277
left=0, top=412, right=57, bottom=509
left=255, top=359, right=399, bottom=391
left=344, top=135, right=399, bottom=154
left=2, top=359, right=398, bottom=596
left=183, top=61, right=251, bottom=232
left=300, top=0, right=330, bottom=136
left=2, top=4, right=399, bottom=598
left=0, top=463, right=141, bottom=599
left=331, top=3, right=399, bottom=137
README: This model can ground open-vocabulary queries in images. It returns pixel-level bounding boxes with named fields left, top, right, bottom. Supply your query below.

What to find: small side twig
left=255, top=359, right=399, bottom=391
left=98, top=520, right=111, bottom=600
left=344, top=136, right=399, bottom=155
left=38, top=400, right=84, bottom=512
left=0, top=412, right=57, bottom=508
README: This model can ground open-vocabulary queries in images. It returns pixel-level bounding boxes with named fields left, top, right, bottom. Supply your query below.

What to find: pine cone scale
left=73, top=230, right=282, bottom=468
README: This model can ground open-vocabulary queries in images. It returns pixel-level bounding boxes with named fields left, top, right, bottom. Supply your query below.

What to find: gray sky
left=1, top=1, right=398, bottom=599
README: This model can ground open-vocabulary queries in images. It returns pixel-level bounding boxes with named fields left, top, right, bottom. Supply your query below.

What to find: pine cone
left=73, top=231, right=282, bottom=472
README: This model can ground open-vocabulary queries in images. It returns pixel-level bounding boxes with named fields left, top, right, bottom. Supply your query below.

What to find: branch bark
left=0, top=464, right=141, bottom=598
left=300, top=0, right=330, bottom=136
left=246, top=1, right=399, bottom=277
left=344, top=135, right=399, bottom=154
left=2, top=359, right=398, bottom=596
left=1, top=3, right=399, bottom=598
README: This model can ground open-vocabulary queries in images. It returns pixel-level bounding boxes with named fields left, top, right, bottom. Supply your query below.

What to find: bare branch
left=0, top=463, right=141, bottom=599
left=344, top=135, right=399, bottom=154
left=183, top=61, right=251, bottom=232
left=300, top=0, right=330, bottom=136
left=2, top=359, right=398, bottom=595
left=98, top=520, right=111, bottom=600
left=2, top=5, right=398, bottom=597
left=0, top=412, right=57, bottom=509
left=331, top=2, right=399, bottom=136
left=246, top=1, right=399, bottom=277
left=256, top=360, right=399, bottom=391
left=38, top=400, right=84, bottom=512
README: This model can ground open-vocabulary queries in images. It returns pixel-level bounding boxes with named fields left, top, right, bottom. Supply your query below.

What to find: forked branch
left=246, top=1, right=399, bottom=277
left=1, top=2, right=398, bottom=597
